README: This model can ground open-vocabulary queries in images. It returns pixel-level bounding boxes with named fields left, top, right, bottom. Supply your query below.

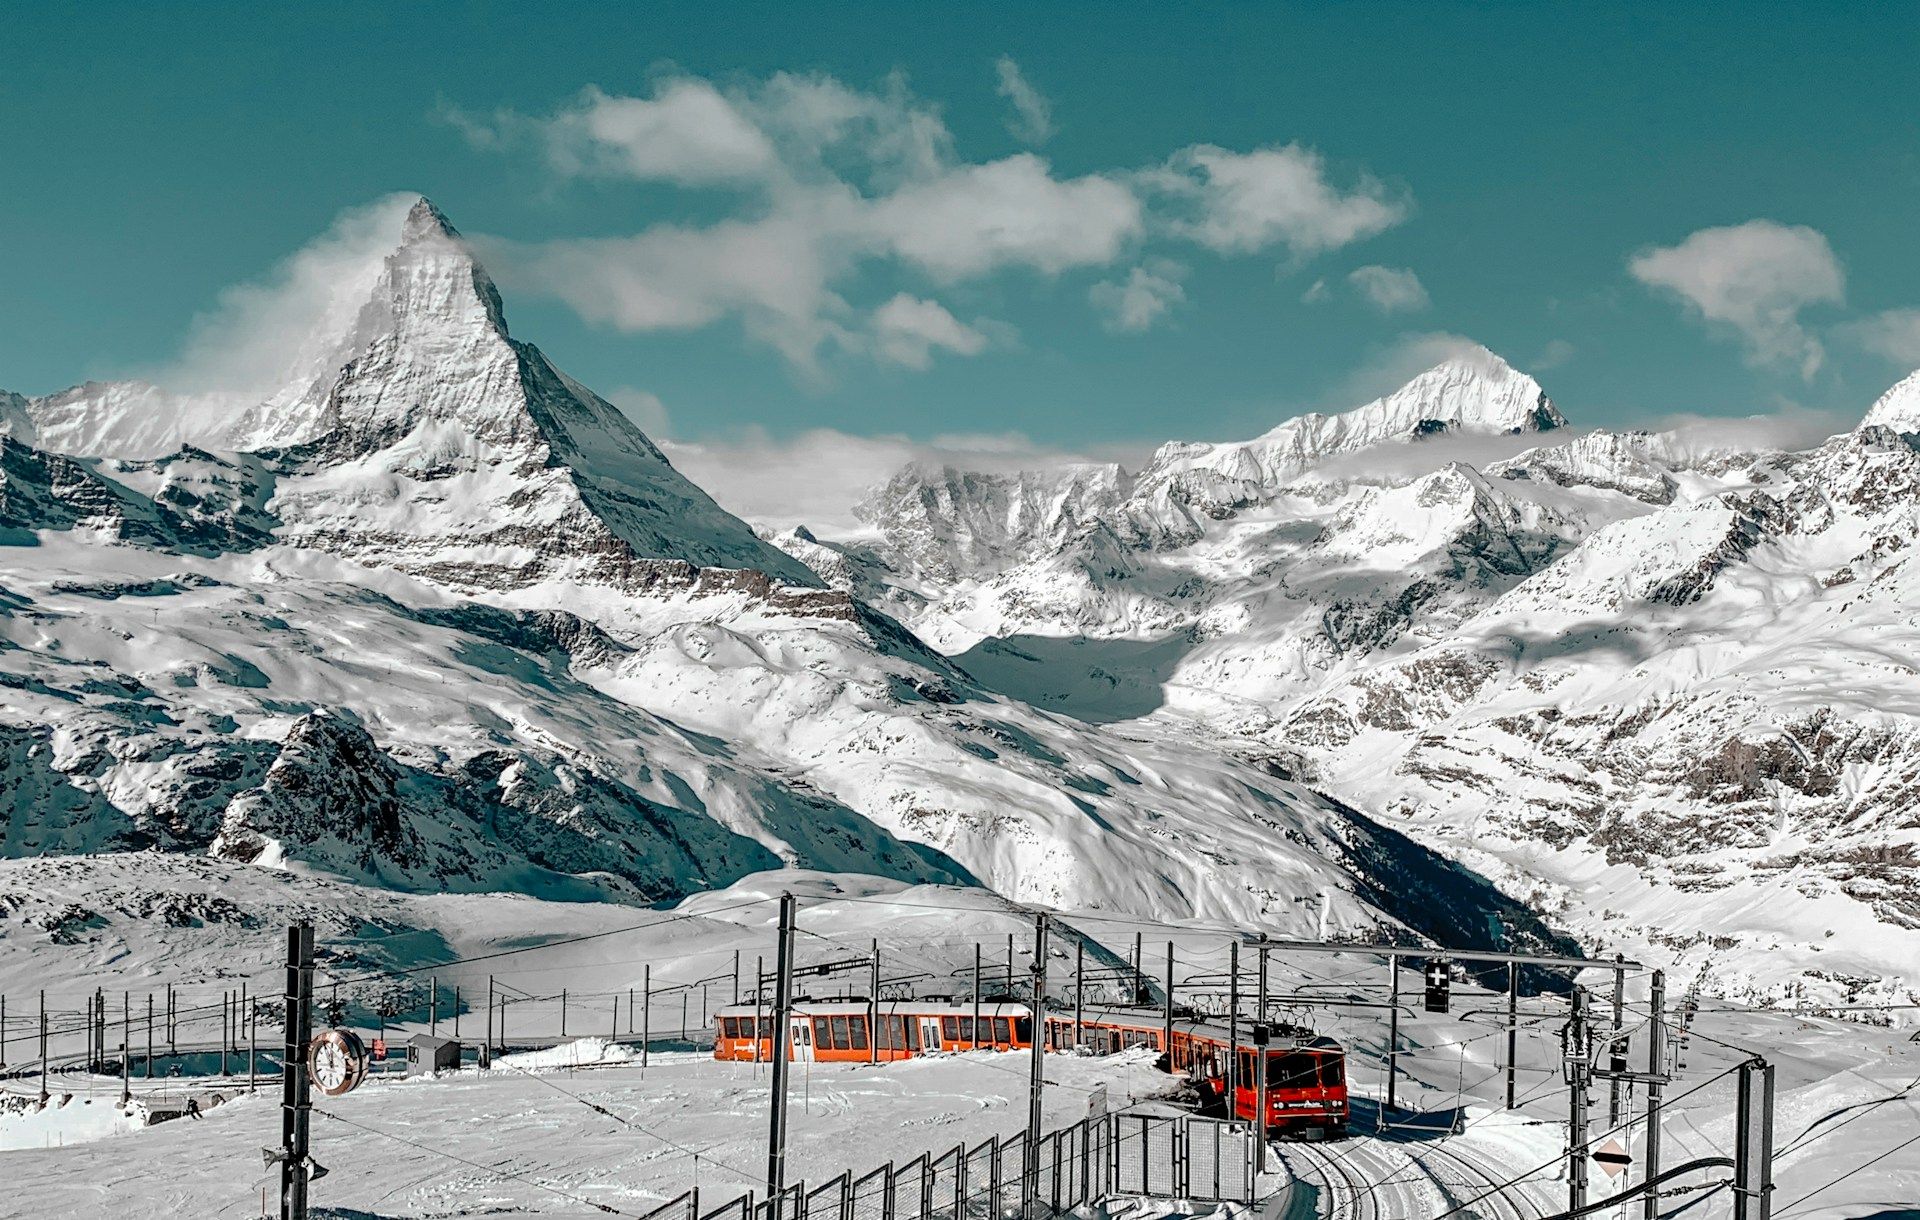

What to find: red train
left=712, top=999, right=1347, bottom=1137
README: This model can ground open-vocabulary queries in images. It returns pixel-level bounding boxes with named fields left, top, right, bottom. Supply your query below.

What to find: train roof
left=1049, top=1005, right=1343, bottom=1052
left=716, top=999, right=1032, bottom=1018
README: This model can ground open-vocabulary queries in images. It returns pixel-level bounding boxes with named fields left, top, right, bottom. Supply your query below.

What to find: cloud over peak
left=452, top=69, right=1408, bottom=377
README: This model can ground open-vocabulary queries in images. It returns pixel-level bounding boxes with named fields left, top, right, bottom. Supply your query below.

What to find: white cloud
left=867, top=154, right=1141, bottom=280
left=1838, top=308, right=1920, bottom=366
left=1347, top=265, right=1429, bottom=313
left=869, top=294, right=991, bottom=369
left=1629, top=220, right=1844, bottom=379
left=994, top=57, right=1054, bottom=145
left=1300, top=278, right=1329, bottom=304
left=1090, top=260, right=1187, bottom=332
left=161, top=192, right=419, bottom=399
left=660, top=428, right=1146, bottom=534
left=1151, top=144, right=1409, bottom=257
left=449, top=81, right=777, bottom=186
left=482, top=204, right=853, bottom=374
left=606, top=386, right=671, bottom=437
left=457, top=71, right=1406, bottom=374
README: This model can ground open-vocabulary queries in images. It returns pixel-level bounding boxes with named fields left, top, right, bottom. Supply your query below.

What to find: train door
left=918, top=1017, right=943, bottom=1050
left=790, top=1017, right=815, bottom=1062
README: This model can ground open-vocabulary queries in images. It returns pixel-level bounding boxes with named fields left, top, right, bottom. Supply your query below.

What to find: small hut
left=405, top=1033, right=461, bottom=1076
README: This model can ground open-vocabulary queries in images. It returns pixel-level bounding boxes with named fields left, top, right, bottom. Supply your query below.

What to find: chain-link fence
left=636, top=1109, right=1252, bottom=1220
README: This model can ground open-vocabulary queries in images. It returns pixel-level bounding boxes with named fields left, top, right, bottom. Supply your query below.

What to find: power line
left=1776, top=1126, right=1920, bottom=1215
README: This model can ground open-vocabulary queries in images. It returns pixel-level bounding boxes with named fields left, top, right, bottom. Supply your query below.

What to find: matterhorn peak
left=399, top=194, right=460, bottom=244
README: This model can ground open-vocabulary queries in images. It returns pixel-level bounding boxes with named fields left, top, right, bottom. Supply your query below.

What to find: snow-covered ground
left=3, top=914, right=1916, bottom=1218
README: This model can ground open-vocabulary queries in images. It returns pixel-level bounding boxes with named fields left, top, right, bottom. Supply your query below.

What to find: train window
left=994, top=1017, right=1012, bottom=1045
left=812, top=1018, right=830, bottom=1048
left=876, top=1018, right=893, bottom=1050
left=959, top=1017, right=975, bottom=1042
left=942, top=1017, right=959, bottom=1041
left=1269, top=1053, right=1319, bottom=1089
left=827, top=1016, right=849, bottom=1050
left=905, top=1018, right=920, bottom=1050
left=759, top=1017, right=773, bottom=1038
left=1015, top=1017, right=1033, bottom=1045
left=1319, top=1056, right=1344, bottom=1087
left=849, top=1018, right=868, bottom=1050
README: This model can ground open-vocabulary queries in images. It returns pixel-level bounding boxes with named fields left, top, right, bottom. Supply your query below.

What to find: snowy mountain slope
left=835, top=353, right=1920, bottom=1009
left=1273, top=422, right=1920, bottom=1009
left=0, top=198, right=1588, bottom=1002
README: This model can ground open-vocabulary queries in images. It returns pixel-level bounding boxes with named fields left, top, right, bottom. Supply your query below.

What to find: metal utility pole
left=249, top=999, right=257, bottom=1092
left=38, top=991, right=48, bottom=1104
left=1255, top=946, right=1269, bottom=1173
left=146, top=993, right=154, bottom=1078
left=430, top=977, right=439, bottom=1036
left=1733, top=1058, right=1775, bottom=1220
left=1227, top=940, right=1240, bottom=1122
left=1385, top=957, right=1400, bottom=1117
left=1073, top=940, right=1084, bottom=1049
left=483, top=977, right=494, bottom=1069
left=1565, top=987, right=1590, bottom=1215
left=642, top=965, right=651, bottom=1068
left=1506, top=961, right=1519, bottom=1109
left=1643, top=970, right=1666, bottom=1220
left=733, top=949, right=741, bottom=1005
left=868, top=940, right=880, bottom=1065
left=1133, top=932, right=1143, bottom=1001
left=753, top=957, right=764, bottom=1066
left=1023, top=913, right=1049, bottom=1218
left=560, top=988, right=566, bottom=1038
left=221, top=989, right=230, bottom=1077
left=973, top=944, right=982, bottom=1048
left=280, top=921, right=316, bottom=1220
left=1609, top=956, right=1626, bottom=1127
left=121, top=993, right=130, bottom=1102
left=766, top=892, right=798, bottom=1212
left=167, top=984, right=175, bottom=1056
left=1161, top=941, right=1174, bottom=1063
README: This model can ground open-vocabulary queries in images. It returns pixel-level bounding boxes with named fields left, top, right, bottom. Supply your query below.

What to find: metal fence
left=635, top=1110, right=1252, bottom=1220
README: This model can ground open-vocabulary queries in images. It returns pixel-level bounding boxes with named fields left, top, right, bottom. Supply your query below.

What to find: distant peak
left=1861, top=368, right=1920, bottom=435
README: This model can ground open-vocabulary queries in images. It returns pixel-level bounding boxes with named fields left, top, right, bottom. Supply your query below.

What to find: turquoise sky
left=4, top=1, right=1918, bottom=451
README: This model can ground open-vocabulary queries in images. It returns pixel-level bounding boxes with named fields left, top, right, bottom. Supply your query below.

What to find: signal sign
left=1592, top=1138, right=1631, bottom=1179
left=1424, top=959, right=1451, bottom=1013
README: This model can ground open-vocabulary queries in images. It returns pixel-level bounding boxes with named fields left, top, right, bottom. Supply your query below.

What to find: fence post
left=953, top=1143, right=967, bottom=1220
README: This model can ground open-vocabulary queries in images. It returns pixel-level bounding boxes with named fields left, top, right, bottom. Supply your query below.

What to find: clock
left=307, top=1028, right=369, bottom=1097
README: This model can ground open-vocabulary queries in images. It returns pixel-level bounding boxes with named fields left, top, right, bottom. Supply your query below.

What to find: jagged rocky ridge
left=831, top=357, right=1920, bottom=1014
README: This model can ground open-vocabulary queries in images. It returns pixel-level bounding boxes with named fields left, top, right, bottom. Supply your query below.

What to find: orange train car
left=713, top=999, right=1035, bottom=1063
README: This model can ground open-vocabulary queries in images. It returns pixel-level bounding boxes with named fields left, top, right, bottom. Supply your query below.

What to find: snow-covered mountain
left=838, top=357, right=1920, bottom=1013
left=0, top=198, right=1573, bottom=995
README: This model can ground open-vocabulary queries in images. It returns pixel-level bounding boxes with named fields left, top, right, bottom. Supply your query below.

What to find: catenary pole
left=1073, top=940, right=1084, bottom=1049
left=766, top=892, right=798, bottom=1213
left=1255, top=946, right=1269, bottom=1173
left=1566, top=987, right=1589, bottom=1215
left=1609, top=955, right=1625, bottom=1127
left=280, top=922, right=315, bottom=1220
left=1162, top=941, right=1174, bottom=1064
left=1385, top=957, right=1400, bottom=1118
left=1227, top=940, right=1240, bottom=1124
left=973, top=944, right=982, bottom=1050
left=1023, top=913, right=1048, bottom=1218
left=869, top=940, right=880, bottom=1065
left=1506, top=961, right=1519, bottom=1109
left=1643, top=970, right=1666, bottom=1220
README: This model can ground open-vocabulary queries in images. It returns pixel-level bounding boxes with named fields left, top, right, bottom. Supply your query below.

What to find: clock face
left=308, top=1029, right=368, bottom=1097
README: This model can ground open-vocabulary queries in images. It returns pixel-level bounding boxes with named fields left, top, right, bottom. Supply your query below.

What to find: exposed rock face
left=842, top=356, right=1920, bottom=1010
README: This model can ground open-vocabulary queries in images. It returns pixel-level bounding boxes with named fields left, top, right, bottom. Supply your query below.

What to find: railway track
left=1272, top=1134, right=1544, bottom=1220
